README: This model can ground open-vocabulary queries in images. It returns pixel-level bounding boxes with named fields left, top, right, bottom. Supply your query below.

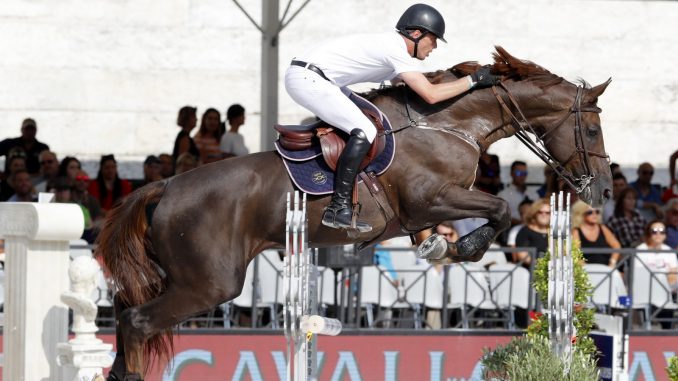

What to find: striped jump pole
left=284, top=191, right=342, bottom=381
left=548, top=191, right=575, bottom=374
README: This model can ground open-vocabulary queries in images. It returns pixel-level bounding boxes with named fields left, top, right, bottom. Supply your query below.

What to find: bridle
left=491, top=82, right=609, bottom=194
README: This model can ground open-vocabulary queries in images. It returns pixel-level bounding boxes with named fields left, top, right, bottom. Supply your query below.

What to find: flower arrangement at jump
left=480, top=245, right=599, bottom=380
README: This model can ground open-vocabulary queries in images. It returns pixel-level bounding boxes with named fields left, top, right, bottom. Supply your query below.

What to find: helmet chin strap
left=398, top=30, right=427, bottom=58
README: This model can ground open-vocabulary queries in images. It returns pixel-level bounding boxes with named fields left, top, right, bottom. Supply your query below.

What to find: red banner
left=1, top=333, right=676, bottom=380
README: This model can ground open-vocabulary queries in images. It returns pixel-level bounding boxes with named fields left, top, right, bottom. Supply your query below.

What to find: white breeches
left=284, top=65, right=377, bottom=143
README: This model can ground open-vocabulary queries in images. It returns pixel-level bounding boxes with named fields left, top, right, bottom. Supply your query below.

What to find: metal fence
left=8, top=243, right=674, bottom=332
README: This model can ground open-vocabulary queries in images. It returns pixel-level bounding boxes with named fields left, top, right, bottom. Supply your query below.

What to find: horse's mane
left=363, top=46, right=565, bottom=100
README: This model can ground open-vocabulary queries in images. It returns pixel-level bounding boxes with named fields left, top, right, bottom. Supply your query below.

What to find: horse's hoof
left=416, top=234, right=447, bottom=260
left=457, top=225, right=495, bottom=258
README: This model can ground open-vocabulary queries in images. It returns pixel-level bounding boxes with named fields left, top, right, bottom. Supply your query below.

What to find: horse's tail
left=95, top=180, right=172, bottom=370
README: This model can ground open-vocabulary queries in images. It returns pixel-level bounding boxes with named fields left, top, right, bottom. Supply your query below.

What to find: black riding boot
left=322, top=129, right=373, bottom=232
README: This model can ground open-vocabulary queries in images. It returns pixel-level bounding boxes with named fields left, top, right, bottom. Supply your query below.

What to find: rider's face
left=416, top=33, right=438, bottom=60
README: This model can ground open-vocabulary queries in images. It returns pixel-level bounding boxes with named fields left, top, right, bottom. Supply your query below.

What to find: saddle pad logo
left=311, top=171, right=327, bottom=185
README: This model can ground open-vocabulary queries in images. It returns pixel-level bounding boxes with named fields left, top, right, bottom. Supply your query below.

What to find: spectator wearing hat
left=0, top=118, right=50, bottom=175
left=220, top=104, right=249, bottom=158
left=88, top=154, right=132, bottom=211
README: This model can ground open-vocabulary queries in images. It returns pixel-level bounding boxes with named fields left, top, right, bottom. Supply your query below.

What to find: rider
left=284, top=3, right=499, bottom=233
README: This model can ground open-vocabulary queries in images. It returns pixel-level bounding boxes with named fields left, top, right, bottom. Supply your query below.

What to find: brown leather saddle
left=274, top=109, right=386, bottom=171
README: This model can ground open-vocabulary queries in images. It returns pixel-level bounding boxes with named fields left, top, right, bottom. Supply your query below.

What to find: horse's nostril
left=603, top=189, right=612, bottom=200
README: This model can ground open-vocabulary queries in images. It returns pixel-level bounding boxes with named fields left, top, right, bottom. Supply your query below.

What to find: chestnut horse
left=98, top=47, right=612, bottom=379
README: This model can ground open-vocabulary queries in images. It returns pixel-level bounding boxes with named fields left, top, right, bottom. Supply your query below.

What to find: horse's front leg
left=416, top=186, right=510, bottom=263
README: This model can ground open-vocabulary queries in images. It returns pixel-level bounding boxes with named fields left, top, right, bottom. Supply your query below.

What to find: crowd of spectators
left=0, top=105, right=249, bottom=243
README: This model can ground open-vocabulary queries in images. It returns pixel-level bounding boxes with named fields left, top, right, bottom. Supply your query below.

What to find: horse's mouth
left=579, top=185, right=605, bottom=208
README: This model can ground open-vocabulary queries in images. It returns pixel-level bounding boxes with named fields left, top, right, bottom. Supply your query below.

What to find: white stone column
left=0, top=202, right=84, bottom=381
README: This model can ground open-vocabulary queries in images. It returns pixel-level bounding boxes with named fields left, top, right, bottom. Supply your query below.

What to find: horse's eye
left=587, top=128, right=598, bottom=137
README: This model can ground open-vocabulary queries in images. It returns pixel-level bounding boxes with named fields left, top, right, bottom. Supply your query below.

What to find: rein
left=490, top=82, right=608, bottom=194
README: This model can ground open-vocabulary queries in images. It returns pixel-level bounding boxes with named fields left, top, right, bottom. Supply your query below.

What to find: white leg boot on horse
left=321, top=129, right=373, bottom=233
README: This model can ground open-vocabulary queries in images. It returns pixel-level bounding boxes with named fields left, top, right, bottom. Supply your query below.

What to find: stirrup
left=321, top=206, right=372, bottom=233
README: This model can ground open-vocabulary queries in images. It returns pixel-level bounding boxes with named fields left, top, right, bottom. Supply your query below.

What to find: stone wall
left=1, top=0, right=676, bottom=182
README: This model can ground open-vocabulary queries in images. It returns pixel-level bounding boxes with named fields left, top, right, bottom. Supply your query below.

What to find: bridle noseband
left=491, top=82, right=609, bottom=194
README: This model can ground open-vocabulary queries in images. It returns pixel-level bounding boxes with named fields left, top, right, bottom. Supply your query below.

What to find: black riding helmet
left=396, top=3, right=446, bottom=58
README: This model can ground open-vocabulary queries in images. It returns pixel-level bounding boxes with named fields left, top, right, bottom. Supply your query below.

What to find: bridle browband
left=490, top=82, right=609, bottom=194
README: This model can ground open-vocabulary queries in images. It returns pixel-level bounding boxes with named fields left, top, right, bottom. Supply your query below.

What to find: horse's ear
left=585, top=78, right=612, bottom=104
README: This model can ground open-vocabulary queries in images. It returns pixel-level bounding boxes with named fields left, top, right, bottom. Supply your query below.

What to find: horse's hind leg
left=108, top=294, right=131, bottom=380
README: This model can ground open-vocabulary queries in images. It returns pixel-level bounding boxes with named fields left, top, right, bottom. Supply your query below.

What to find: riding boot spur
left=322, top=129, right=373, bottom=232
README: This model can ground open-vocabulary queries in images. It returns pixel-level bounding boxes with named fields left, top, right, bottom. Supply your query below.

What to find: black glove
left=470, top=66, right=500, bottom=88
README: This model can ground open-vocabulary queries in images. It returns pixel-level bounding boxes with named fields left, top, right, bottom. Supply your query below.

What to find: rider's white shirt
left=296, top=32, right=424, bottom=87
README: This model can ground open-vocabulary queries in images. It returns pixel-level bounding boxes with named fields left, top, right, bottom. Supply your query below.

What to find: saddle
left=274, top=109, right=386, bottom=171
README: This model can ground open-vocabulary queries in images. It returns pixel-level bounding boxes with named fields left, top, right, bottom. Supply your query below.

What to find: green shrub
left=668, top=356, right=678, bottom=381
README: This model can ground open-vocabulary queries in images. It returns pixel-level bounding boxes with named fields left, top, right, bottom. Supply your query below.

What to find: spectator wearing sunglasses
left=635, top=220, right=678, bottom=293
left=571, top=200, right=621, bottom=267
left=0, top=118, right=50, bottom=175
left=33, top=150, right=59, bottom=192
left=630, top=162, right=663, bottom=221
left=497, top=161, right=539, bottom=226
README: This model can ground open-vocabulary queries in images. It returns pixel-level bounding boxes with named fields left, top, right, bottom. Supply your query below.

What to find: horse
left=97, top=46, right=612, bottom=380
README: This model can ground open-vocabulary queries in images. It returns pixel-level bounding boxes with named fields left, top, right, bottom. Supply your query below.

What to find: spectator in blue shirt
left=630, top=162, right=663, bottom=221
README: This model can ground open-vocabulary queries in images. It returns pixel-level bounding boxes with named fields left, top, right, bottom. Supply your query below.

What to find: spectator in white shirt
left=220, top=104, right=249, bottom=158
left=635, top=220, right=678, bottom=291
left=497, top=161, right=539, bottom=225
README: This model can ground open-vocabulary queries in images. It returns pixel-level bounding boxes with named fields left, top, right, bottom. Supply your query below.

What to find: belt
left=291, top=60, right=330, bottom=82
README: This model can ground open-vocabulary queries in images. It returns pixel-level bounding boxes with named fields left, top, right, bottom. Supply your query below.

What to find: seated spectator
left=536, top=165, right=557, bottom=199
left=635, top=220, right=678, bottom=294
left=571, top=200, right=621, bottom=267
left=172, top=106, right=200, bottom=163
left=506, top=199, right=533, bottom=248
left=497, top=161, right=539, bottom=226
left=58, top=156, right=82, bottom=180
left=666, top=150, right=678, bottom=203
left=0, top=118, right=50, bottom=175
left=513, top=198, right=550, bottom=267
left=1, top=152, right=27, bottom=201
left=665, top=199, right=678, bottom=249
left=133, top=155, right=163, bottom=190
left=610, top=162, right=622, bottom=176
left=175, top=152, right=198, bottom=174
left=47, top=177, right=92, bottom=230
left=72, top=169, right=104, bottom=231
left=6, top=169, right=37, bottom=202
left=630, top=162, right=663, bottom=221
left=33, top=150, right=59, bottom=192
left=220, top=104, right=250, bottom=158
left=194, top=108, right=223, bottom=165
left=158, top=153, right=174, bottom=178
left=475, top=152, right=501, bottom=195
left=603, top=173, right=628, bottom=222
left=607, top=187, right=647, bottom=248
left=88, top=154, right=132, bottom=211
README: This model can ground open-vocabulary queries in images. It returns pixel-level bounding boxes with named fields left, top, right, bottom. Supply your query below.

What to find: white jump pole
left=548, top=191, right=574, bottom=374
left=284, top=191, right=342, bottom=381
left=0, top=201, right=84, bottom=381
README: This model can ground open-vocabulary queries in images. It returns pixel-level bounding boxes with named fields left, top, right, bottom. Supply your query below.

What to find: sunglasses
left=650, top=228, right=666, bottom=235
left=513, top=170, right=528, bottom=177
left=585, top=209, right=601, bottom=216
left=640, top=170, right=654, bottom=175
left=537, top=210, right=551, bottom=215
